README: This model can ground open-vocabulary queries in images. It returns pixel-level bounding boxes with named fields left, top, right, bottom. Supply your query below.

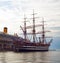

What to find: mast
left=24, top=15, right=27, bottom=41
left=42, top=18, right=45, bottom=43
left=32, top=10, right=36, bottom=43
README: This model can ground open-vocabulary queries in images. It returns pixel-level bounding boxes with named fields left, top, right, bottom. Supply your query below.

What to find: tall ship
left=14, top=11, right=53, bottom=51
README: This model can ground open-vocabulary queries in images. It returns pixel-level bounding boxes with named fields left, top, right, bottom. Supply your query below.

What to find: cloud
left=52, top=0, right=60, bottom=2
left=0, top=0, right=60, bottom=37
left=0, top=1, right=11, bottom=6
left=45, top=0, right=60, bottom=3
left=49, top=27, right=60, bottom=30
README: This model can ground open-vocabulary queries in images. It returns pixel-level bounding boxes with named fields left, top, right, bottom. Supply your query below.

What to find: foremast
left=24, top=15, right=27, bottom=41
left=20, top=15, right=27, bottom=42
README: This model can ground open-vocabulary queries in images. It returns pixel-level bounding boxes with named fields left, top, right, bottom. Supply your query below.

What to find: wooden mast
left=32, top=10, right=36, bottom=43
left=24, top=15, right=27, bottom=42
left=42, top=18, right=45, bottom=43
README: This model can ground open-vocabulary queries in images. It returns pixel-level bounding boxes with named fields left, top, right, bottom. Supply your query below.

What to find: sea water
left=0, top=51, right=60, bottom=63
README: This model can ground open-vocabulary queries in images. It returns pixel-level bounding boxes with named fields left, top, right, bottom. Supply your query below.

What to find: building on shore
left=0, top=27, right=23, bottom=51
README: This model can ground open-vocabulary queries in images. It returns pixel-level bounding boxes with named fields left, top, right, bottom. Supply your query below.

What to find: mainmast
left=32, top=10, right=36, bottom=43
left=42, top=18, right=45, bottom=43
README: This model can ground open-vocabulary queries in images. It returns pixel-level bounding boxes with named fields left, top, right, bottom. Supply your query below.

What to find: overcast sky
left=0, top=0, right=60, bottom=37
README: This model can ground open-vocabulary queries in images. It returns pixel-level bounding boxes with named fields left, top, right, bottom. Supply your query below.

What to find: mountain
left=50, top=37, right=60, bottom=50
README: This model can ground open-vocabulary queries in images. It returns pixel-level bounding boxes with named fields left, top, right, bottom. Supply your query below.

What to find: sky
left=0, top=0, right=60, bottom=37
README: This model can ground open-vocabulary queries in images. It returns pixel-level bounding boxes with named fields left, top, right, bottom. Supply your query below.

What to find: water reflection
left=0, top=52, right=6, bottom=63
left=0, top=51, right=60, bottom=63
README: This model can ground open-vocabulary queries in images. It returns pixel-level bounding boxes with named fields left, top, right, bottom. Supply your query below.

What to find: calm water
left=0, top=51, right=60, bottom=63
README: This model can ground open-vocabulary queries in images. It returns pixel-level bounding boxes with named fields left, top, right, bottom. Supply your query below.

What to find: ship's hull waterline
left=14, top=45, right=50, bottom=52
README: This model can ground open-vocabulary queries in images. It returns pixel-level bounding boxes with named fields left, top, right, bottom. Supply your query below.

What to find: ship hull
left=15, top=45, right=50, bottom=52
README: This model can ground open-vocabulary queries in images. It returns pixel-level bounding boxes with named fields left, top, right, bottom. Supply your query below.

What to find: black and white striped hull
left=16, top=46, right=50, bottom=52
